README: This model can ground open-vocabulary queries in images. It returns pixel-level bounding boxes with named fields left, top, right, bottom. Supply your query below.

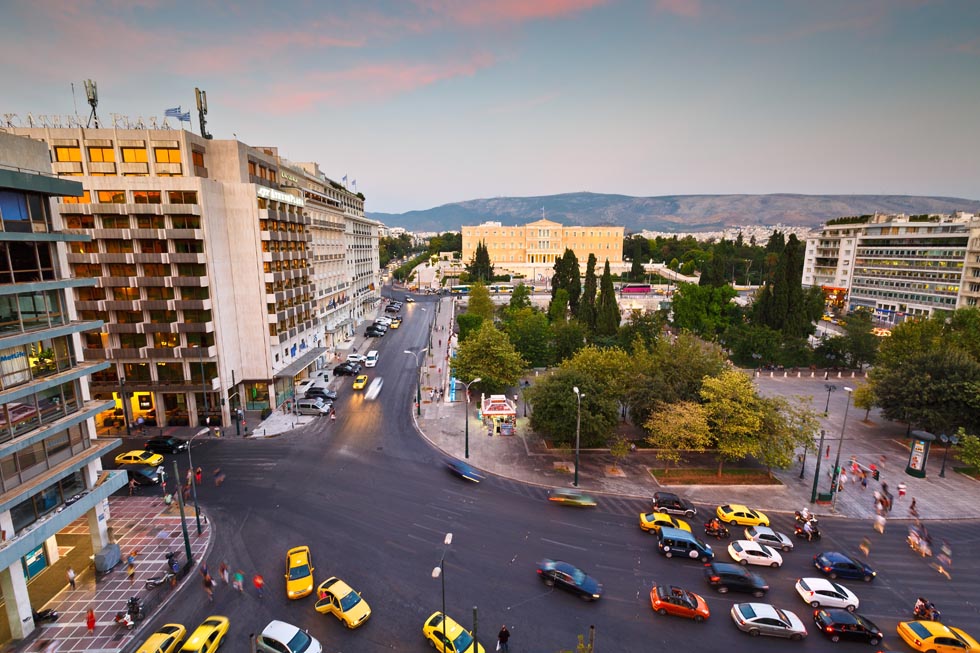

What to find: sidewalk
left=4, top=496, right=212, bottom=653
left=415, top=297, right=980, bottom=521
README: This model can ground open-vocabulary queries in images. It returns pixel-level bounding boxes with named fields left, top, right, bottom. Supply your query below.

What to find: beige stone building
left=461, top=219, right=624, bottom=280
left=5, top=126, right=378, bottom=428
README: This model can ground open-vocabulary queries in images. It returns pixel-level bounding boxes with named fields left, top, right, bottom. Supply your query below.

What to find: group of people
left=201, top=561, right=263, bottom=599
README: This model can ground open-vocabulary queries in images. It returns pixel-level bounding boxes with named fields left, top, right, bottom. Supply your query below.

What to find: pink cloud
left=654, top=0, right=702, bottom=18
left=411, top=0, right=608, bottom=26
left=956, top=38, right=980, bottom=55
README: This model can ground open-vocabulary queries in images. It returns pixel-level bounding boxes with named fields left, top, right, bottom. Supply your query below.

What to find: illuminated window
left=69, top=241, right=98, bottom=254
left=133, top=191, right=161, bottom=204
left=121, top=148, right=148, bottom=163
left=88, top=147, right=115, bottom=162
left=143, top=264, right=170, bottom=277
left=167, top=191, right=197, bottom=204
left=54, top=146, right=82, bottom=162
left=73, top=264, right=102, bottom=277
left=119, top=333, right=146, bottom=349
left=113, top=287, right=140, bottom=300
left=96, top=190, right=125, bottom=203
left=154, top=148, right=181, bottom=164
left=61, top=191, right=91, bottom=204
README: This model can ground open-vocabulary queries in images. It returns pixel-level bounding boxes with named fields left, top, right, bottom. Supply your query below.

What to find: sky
left=2, top=0, right=979, bottom=214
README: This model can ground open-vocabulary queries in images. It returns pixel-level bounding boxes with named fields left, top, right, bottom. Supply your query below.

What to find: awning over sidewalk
left=273, top=347, right=327, bottom=379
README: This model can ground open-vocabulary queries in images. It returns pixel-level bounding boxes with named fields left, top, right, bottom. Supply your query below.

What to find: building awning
left=273, top=347, right=327, bottom=379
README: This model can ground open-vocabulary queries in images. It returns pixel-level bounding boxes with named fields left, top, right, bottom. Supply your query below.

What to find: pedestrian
left=859, top=537, right=872, bottom=558
left=839, top=469, right=847, bottom=486
left=185, top=468, right=193, bottom=486
left=498, top=625, right=510, bottom=653
left=203, top=574, right=214, bottom=602
left=897, top=482, right=907, bottom=498
left=233, top=570, right=245, bottom=593
left=127, top=562, right=135, bottom=585
left=182, top=483, right=191, bottom=500
left=825, top=445, right=830, bottom=459
left=219, top=561, right=230, bottom=585
left=195, top=467, right=203, bottom=485
left=253, top=573, right=265, bottom=598
left=213, top=468, right=225, bottom=486
left=909, top=498, right=919, bottom=518
left=66, top=567, right=76, bottom=590
left=200, top=562, right=209, bottom=579
left=86, top=608, right=96, bottom=635
left=861, top=472, right=868, bottom=490
left=128, top=478, right=137, bottom=495
left=874, top=513, right=886, bottom=534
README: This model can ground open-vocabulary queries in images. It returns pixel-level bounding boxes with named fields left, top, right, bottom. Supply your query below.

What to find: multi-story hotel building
left=6, top=126, right=378, bottom=428
left=0, top=132, right=125, bottom=639
left=803, top=212, right=978, bottom=323
left=461, top=219, right=624, bottom=280
left=960, top=219, right=980, bottom=310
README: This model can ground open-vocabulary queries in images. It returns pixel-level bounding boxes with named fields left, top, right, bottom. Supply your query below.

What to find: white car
left=255, top=620, right=322, bottom=653
left=374, top=316, right=393, bottom=326
left=794, top=577, right=859, bottom=611
left=745, top=526, right=794, bottom=552
left=728, top=540, right=783, bottom=568
left=365, top=377, right=384, bottom=400
left=296, top=379, right=316, bottom=395
left=346, top=354, right=366, bottom=364
left=731, top=603, right=807, bottom=640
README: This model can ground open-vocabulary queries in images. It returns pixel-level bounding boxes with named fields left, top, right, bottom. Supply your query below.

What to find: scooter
left=165, top=550, right=181, bottom=573
left=795, top=511, right=818, bottom=526
left=704, top=522, right=730, bottom=539
left=914, top=602, right=941, bottom=622
left=32, top=608, right=59, bottom=625
left=144, top=570, right=175, bottom=590
left=794, top=523, right=821, bottom=541
left=114, top=611, right=135, bottom=630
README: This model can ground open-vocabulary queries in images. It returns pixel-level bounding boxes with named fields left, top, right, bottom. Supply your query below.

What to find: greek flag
left=342, top=174, right=348, bottom=185
left=164, top=107, right=182, bottom=118
left=178, top=111, right=190, bottom=122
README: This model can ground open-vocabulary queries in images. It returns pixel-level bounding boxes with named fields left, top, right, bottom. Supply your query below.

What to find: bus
left=620, top=283, right=652, bottom=294
left=489, top=284, right=515, bottom=294
left=450, top=285, right=471, bottom=295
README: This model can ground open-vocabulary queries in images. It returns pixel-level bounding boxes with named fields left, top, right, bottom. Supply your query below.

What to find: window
left=154, top=148, right=181, bottom=163
left=192, top=151, right=205, bottom=167
left=143, top=263, right=170, bottom=277
left=121, top=147, right=148, bottom=163
left=116, top=311, right=142, bottom=324
left=76, top=287, right=105, bottom=301
left=171, top=215, right=200, bottom=229
left=64, top=214, right=95, bottom=229
left=149, top=310, right=177, bottom=323
left=107, top=263, right=137, bottom=277
left=103, top=239, right=133, bottom=253
left=61, top=191, right=91, bottom=204
left=133, top=191, right=162, bottom=204
left=68, top=241, right=98, bottom=254
left=156, top=363, right=184, bottom=382
left=96, top=190, right=125, bottom=203
left=168, top=191, right=198, bottom=204
left=113, top=287, right=139, bottom=301
left=100, top=215, right=130, bottom=229
left=172, top=240, right=203, bottom=254
left=136, top=215, right=166, bottom=229
left=139, top=239, right=167, bottom=253
left=88, top=147, right=115, bottom=162
left=152, top=332, right=179, bottom=348
left=119, top=333, right=146, bottom=349
left=73, top=264, right=102, bottom=277
left=183, top=309, right=212, bottom=323
left=54, top=146, right=82, bottom=162
left=145, top=287, right=174, bottom=300
left=181, top=286, right=210, bottom=300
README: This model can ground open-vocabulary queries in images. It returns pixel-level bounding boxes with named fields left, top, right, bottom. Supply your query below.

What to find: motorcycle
left=913, top=602, right=941, bottom=622
left=704, top=522, right=730, bottom=539
left=114, top=611, right=135, bottom=630
left=795, top=511, right=818, bottom=526
left=794, top=523, right=821, bottom=541
left=165, top=550, right=181, bottom=573
left=123, top=596, right=145, bottom=623
left=144, top=570, right=175, bottom=590
left=32, top=608, right=58, bottom=625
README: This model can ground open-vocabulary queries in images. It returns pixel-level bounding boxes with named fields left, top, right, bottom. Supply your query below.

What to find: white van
left=365, top=350, right=379, bottom=368
left=296, top=398, right=330, bottom=416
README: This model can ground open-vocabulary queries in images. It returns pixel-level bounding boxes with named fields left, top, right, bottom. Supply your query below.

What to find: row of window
left=263, top=260, right=310, bottom=273
left=258, top=219, right=306, bottom=233
left=0, top=290, right=65, bottom=336
left=0, top=241, right=57, bottom=284
left=73, top=262, right=206, bottom=278
left=261, top=240, right=307, bottom=254
left=247, top=160, right=276, bottom=181
left=90, top=359, right=215, bottom=386
left=0, top=379, right=81, bottom=445
left=76, top=285, right=209, bottom=302
left=6, top=469, right=86, bottom=533
left=61, top=190, right=198, bottom=205
left=0, top=336, right=75, bottom=392
left=851, top=289, right=957, bottom=304
left=0, top=189, right=53, bottom=233
left=85, top=331, right=213, bottom=350
left=70, top=238, right=204, bottom=255
left=269, top=296, right=313, bottom=313
left=54, top=145, right=183, bottom=165
left=63, top=214, right=201, bottom=230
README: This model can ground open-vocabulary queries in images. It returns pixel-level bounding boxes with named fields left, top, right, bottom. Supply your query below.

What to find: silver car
left=744, top=525, right=794, bottom=552
left=730, top=603, right=807, bottom=640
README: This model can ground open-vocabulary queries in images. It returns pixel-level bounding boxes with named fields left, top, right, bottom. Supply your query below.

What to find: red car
left=650, top=585, right=711, bottom=622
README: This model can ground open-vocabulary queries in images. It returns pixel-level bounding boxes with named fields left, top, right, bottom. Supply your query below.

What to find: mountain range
left=368, top=193, right=980, bottom=233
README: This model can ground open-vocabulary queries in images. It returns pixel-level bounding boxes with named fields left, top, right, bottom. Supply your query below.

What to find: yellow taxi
left=115, top=449, right=164, bottom=467
left=315, top=577, right=372, bottom=628
left=639, top=512, right=691, bottom=534
left=391, top=318, right=402, bottom=329
left=179, top=616, right=228, bottom=653
left=897, top=620, right=979, bottom=652
left=716, top=504, right=770, bottom=527
left=422, top=611, right=485, bottom=653
left=285, top=545, right=314, bottom=599
left=353, top=375, right=369, bottom=390
left=137, top=624, right=186, bottom=653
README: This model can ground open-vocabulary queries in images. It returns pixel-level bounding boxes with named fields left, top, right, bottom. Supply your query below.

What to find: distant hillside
left=369, top=193, right=980, bottom=233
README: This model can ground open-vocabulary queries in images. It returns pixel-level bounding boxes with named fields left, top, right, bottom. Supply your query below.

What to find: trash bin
left=816, top=492, right=833, bottom=503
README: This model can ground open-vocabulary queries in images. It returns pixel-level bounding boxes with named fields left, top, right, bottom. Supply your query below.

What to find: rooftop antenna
left=195, top=87, right=212, bottom=140
left=83, top=79, right=100, bottom=127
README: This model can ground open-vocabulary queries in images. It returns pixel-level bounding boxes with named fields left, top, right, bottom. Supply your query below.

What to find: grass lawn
left=650, top=467, right=782, bottom=485
left=953, top=466, right=980, bottom=481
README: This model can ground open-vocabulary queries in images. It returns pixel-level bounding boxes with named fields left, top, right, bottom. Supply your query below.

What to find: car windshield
left=285, top=629, right=313, bottom=652
left=452, top=629, right=474, bottom=653
left=339, top=589, right=362, bottom=611
left=288, top=564, right=310, bottom=580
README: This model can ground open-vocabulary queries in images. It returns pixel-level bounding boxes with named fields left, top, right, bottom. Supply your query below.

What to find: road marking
left=540, top=537, right=588, bottom=551
left=549, top=520, right=593, bottom=531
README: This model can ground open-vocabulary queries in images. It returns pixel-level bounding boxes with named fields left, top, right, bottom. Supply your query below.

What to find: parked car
left=365, top=327, right=385, bottom=338
left=144, top=436, right=188, bottom=454
left=346, top=354, right=366, bottom=364
left=333, top=363, right=360, bottom=376
left=813, top=608, right=882, bottom=645
left=703, top=562, right=769, bottom=597
left=730, top=603, right=807, bottom=640
left=305, top=386, right=337, bottom=401
left=651, top=491, right=698, bottom=517
left=124, top=465, right=162, bottom=486
left=536, top=559, right=603, bottom=601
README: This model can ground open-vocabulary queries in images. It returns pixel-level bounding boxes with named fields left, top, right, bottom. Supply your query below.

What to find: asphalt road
left=110, top=296, right=980, bottom=653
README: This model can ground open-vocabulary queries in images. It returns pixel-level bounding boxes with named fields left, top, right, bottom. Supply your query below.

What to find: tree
left=466, top=282, right=495, bottom=322
left=560, top=345, right=632, bottom=411
left=956, top=428, right=980, bottom=472
left=756, top=395, right=820, bottom=476
left=644, top=401, right=711, bottom=472
left=548, top=288, right=570, bottom=323
left=466, top=240, right=494, bottom=283
left=851, top=383, right=876, bottom=421
left=452, top=322, right=526, bottom=395
left=552, top=320, right=587, bottom=363
left=551, top=249, right=581, bottom=314
left=595, top=260, right=620, bottom=337
left=841, top=310, right=878, bottom=368
left=576, top=254, right=598, bottom=332
left=629, top=239, right=645, bottom=281
left=700, top=369, right=764, bottom=477
left=616, top=310, right=664, bottom=351
left=503, top=307, right=554, bottom=368
left=509, top=283, right=533, bottom=311
left=751, top=234, right=820, bottom=338
left=671, top=282, right=738, bottom=337
left=525, top=367, right=618, bottom=447
left=456, top=313, right=483, bottom=341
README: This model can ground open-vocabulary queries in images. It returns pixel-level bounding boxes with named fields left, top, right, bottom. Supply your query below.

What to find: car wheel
left=428, top=638, right=436, bottom=648
left=770, top=562, right=779, bottom=568
left=869, top=638, right=880, bottom=645
left=657, top=608, right=668, bottom=616
left=694, top=615, right=705, bottom=623
left=831, top=635, right=840, bottom=642
left=846, top=604, right=855, bottom=612
left=579, top=594, right=592, bottom=602
left=926, top=649, right=937, bottom=653
left=717, top=586, right=729, bottom=594
left=738, top=559, right=747, bottom=565
left=543, top=578, right=554, bottom=587
left=752, top=590, right=765, bottom=598
left=863, top=575, right=873, bottom=582
left=748, top=628, right=760, bottom=637
left=791, top=634, right=803, bottom=641
left=686, top=510, right=696, bottom=518
left=783, top=546, right=791, bottom=552
left=810, top=601, right=820, bottom=608
left=829, top=572, right=838, bottom=579
left=700, top=555, right=710, bottom=562
left=664, top=551, right=673, bottom=558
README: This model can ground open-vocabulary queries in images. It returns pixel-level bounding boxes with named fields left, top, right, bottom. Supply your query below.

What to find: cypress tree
left=595, top=260, right=620, bottom=336
left=577, top=253, right=598, bottom=331
left=562, top=249, right=581, bottom=314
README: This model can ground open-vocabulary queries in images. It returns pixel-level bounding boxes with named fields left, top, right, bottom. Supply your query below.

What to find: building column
left=83, top=462, right=110, bottom=551
left=0, top=562, right=35, bottom=640
left=43, top=534, right=60, bottom=565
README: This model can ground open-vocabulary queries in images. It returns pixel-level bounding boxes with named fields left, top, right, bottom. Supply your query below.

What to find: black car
left=384, top=305, right=400, bottom=313
left=365, top=328, right=385, bottom=338
left=333, top=363, right=360, bottom=376
left=813, top=608, right=883, bottom=645
left=536, top=559, right=603, bottom=601
left=144, top=436, right=188, bottom=454
left=652, top=491, right=698, bottom=517
left=305, top=387, right=337, bottom=401
left=703, top=562, right=769, bottom=597
left=123, top=466, right=161, bottom=486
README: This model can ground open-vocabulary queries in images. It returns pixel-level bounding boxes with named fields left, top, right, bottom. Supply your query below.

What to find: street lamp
left=404, top=348, right=429, bottom=416
left=456, top=377, right=482, bottom=459
left=939, top=432, right=960, bottom=478
left=120, top=376, right=131, bottom=436
left=831, top=387, right=854, bottom=513
left=196, top=344, right=209, bottom=428
left=573, top=387, right=584, bottom=488
left=824, top=383, right=837, bottom=415
left=187, top=429, right=207, bottom=534
left=431, top=533, right=453, bottom=650
left=809, top=429, right=827, bottom=502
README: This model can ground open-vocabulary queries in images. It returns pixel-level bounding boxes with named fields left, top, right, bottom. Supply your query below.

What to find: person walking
left=909, top=498, right=919, bottom=518
left=498, top=625, right=510, bottom=653
left=127, top=561, right=136, bottom=585
left=253, top=573, right=265, bottom=598
left=66, top=567, right=76, bottom=590
left=203, top=574, right=214, bottom=602
left=219, top=561, right=230, bottom=585
left=213, top=468, right=225, bottom=486
left=195, top=467, right=203, bottom=486
left=86, top=608, right=96, bottom=635
left=897, top=482, right=907, bottom=498
left=859, top=537, right=872, bottom=558
left=233, top=570, right=245, bottom=593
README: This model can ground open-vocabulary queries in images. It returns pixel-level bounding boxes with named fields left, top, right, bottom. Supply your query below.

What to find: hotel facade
left=5, top=125, right=379, bottom=429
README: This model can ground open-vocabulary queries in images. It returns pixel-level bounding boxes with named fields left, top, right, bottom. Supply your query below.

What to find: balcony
left=52, top=161, right=83, bottom=175
left=135, top=276, right=170, bottom=287
left=104, top=300, right=139, bottom=311
left=176, top=321, right=214, bottom=333
left=179, top=346, right=215, bottom=358
left=143, top=323, right=175, bottom=333
left=170, top=253, right=206, bottom=264
left=119, top=162, right=150, bottom=175
left=171, top=276, right=208, bottom=287
left=174, top=299, right=210, bottom=311
left=153, top=163, right=183, bottom=176
left=106, top=323, right=143, bottom=334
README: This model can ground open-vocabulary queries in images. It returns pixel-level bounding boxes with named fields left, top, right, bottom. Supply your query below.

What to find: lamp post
left=196, top=344, right=209, bottom=428
left=573, top=386, right=584, bottom=487
left=120, top=376, right=131, bottom=436
left=823, top=383, right=837, bottom=416
left=939, top=432, right=960, bottom=478
left=404, top=348, right=429, bottom=416
left=172, top=460, right=194, bottom=565
left=186, top=429, right=207, bottom=534
left=831, top=387, right=854, bottom=513
left=456, top=377, right=482, bottom=459
left=431, top=533, right=453, bottom=650
left=809, top=429, right=827, bottom=504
